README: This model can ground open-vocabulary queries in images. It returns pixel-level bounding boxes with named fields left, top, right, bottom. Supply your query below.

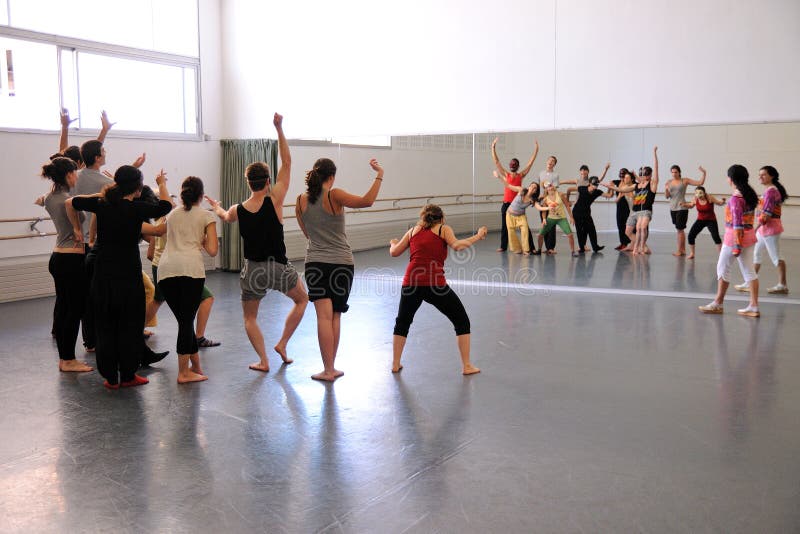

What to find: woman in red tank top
left=389, top=204, right=487, bottom=375
left=682, top=185, right=725, bottom=260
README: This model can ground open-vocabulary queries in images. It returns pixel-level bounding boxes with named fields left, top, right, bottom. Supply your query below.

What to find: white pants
left=753, top=232, right=783, bottom=266
left=717, top=244, right=757, bottom=283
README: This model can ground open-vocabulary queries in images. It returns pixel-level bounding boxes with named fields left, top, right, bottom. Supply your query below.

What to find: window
left=0, top=37, right=59, bottom=130
left=0, top=1, right=200, bottom=136
left=0, top=33, right=199, bottom=136
left=5, top=0, right=198, bottom=57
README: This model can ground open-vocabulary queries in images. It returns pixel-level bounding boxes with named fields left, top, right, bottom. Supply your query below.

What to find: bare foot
left=311, top=371, right=340, bottom=382
left=59, top=360, right=93, bottom=373
left=274, top=344, right=293, bottom=364
left=177, top=371, right=208, bottom=383
left=332, top=369, right=344, bottom=377
left=672, top=251, right=684, bottom=257
left=644, top=247, right=652, bottom=254
left=496, top=248, right=505, bottom=253
left=686, top=254, right=695, bottom=260
left=462, top=365, right=481, bottom=375
left=249, top=362, right=270, bottom=373
left=392, top=364, right=403, bottom=373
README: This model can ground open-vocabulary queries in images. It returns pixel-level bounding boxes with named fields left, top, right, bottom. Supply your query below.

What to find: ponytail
left=180, top=176, right=204, bottom=211
left=41, top=157, right=77, bottom=190
left=760, top=166, right=787, bottom=202
left=727, top=165, right=758, bottom=211
left=305, top=158, right=336, bottom=204
left=418, top=204, right=444, bottom=228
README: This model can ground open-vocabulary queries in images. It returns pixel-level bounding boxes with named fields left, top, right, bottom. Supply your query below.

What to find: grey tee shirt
left=44, top=189, right=84, bottom=249
left=74, top=168, right=112, bottom=238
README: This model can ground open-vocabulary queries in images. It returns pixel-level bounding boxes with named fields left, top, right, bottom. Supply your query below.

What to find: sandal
left=197, top=336, right=221, bottom=348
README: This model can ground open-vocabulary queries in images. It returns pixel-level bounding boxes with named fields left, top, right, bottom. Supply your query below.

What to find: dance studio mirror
left=324, top=120, right=797, bottom=296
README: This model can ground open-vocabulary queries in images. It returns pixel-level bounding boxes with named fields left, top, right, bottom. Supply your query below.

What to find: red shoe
left=120, top=375, right=149, bottom=388
left=103, top=380, right=119, bottom=390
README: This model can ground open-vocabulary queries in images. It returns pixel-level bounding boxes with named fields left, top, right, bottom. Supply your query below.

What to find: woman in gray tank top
left=296, top=157, right=384, bottom=382
left=664, top=164, right=706, bottom=256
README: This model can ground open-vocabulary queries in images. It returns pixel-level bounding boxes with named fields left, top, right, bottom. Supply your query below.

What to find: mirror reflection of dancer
left=665, top=164, right=707, bottom=256
left=296, top=158, right=384, bottom=381
left=681, top=185, right=724, bottom=260
left=491, top=137, right=538, bottom=252
left=389, top=204, right=486, bottom=375
left=612, top=169, right=634, bottom=250
left=538, top=155, right=576, bottom=253
left=207, top=114, right=308, bottom=373
left=494, top=171, right=538, bottom=255
left=535, top=181, right=578, bottom=257
left=698, top=165, right=760, bottom=317
left=566, top=163, right=612, bottom=253
left=604, top=147, right=659, bottom=255
left=735, top=166, right=789, bottom=295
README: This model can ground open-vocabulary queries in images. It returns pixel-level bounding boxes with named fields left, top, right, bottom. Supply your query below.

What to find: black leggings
left=48, top=253, right=87, bottom=360
left=92, top=275, right=145, bottom=384
left=499, top=202, right=511, bottom=250
left=393, top=285, right=470, bottom=337
left=159, top=276, right=205, bottom=355
left=81, top=248, right=97, bottom=349
left=687, top=219, right=721, bottom=245
left=574, top=212, right=599, bottom=251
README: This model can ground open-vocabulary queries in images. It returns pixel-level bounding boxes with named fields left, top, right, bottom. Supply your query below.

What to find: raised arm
left=707, top=193, right=725, bottom=206
left=97, top=110, right=115, bottom=144
left=598, top=162, right=611, bottom=182
left=271, top=112, right=291, bottom=205
left=650, top=146, right=659, bottom=192
left=330, top=159, right=384, bottom=209
left=59, top=108, right=77, bottom=153
left=155, top=169, right=170, bottom=201
left=205, top=196, right=238, bottom=223
left=389, top=227, right=414, bottom=257
left=491, top=137, right=509, bottom=176
left=494, top=170, right=522, bottom=192
left=604, top=181, right=635, bottom=193
left=519, top=140, right=540, bottom=177
left=441, top=224, right=488, bottom=251
left=685, top=165, right=707, bottom=187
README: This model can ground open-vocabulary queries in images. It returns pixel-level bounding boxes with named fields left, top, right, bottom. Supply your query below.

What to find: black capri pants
left=393, top=285, right=470, bottom=337
left=159, top=276, right=205, bottom=355
left=687, top=219, right=722, bottom=245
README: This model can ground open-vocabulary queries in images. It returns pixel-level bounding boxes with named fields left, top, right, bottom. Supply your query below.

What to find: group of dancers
left=40, top=111, right=485, bottom=387
left=493, top=141, right=790, bottom=317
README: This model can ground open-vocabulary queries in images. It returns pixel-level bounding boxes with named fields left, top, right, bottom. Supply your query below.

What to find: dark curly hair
left=180, top=176, right=204, bottom=211
left=305, top=158, right=337, bottom=204
left=41, top=157, right=78, bottom=190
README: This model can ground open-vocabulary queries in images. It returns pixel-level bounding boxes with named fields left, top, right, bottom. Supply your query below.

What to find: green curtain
left=219, top=138, right=278, bottom=271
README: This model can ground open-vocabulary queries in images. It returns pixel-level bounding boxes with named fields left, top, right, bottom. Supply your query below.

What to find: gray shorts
left=626, top=210, right=652, bottom=227
left=240, top=259, right=299, bottom=301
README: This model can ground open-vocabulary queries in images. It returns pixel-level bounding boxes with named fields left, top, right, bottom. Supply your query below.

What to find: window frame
left=0, top=25, right=202, bottom=140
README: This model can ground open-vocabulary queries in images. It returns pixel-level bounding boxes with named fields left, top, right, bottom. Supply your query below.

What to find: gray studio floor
left=1, top=232, right=799, bottom=533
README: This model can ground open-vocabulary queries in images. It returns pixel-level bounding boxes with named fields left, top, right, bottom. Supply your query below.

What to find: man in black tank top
left=207, top=113, right=309, bottom=372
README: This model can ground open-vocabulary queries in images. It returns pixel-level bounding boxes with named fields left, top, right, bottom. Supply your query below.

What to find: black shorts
left=304, top=262, right=354, bottom=313
left=670, top=209, right=688, bottom=230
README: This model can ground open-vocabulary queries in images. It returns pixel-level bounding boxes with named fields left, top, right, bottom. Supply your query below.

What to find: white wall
left=220, top=0, right=800, bottom=138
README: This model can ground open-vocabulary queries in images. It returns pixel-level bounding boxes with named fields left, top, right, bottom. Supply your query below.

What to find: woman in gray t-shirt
left=41, top=157, right=93, bottom=373
left=296, top=157, right=384, bottom=382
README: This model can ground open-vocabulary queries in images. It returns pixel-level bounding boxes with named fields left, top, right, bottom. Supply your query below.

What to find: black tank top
left=237, top=197, right=288, bottom=263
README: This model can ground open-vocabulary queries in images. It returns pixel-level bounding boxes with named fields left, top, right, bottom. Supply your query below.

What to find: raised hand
left=273, top=112, right=283, bottom=129
left=369, top=158, right=384, bottom=174
left=204, top=195, right=219, bottom=209
left=389, top=238, right=399, bottom=246
left=102, top=170, right=114, bottom=179
left=698, top=165, right=706, bottom=174
left=132, top=153, right=146, bottom=168
left=155, top=169, right=167, bottom=186
left=100, top=110, right=116, bottom=131
left=60, top=108, right=78, bottom=128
